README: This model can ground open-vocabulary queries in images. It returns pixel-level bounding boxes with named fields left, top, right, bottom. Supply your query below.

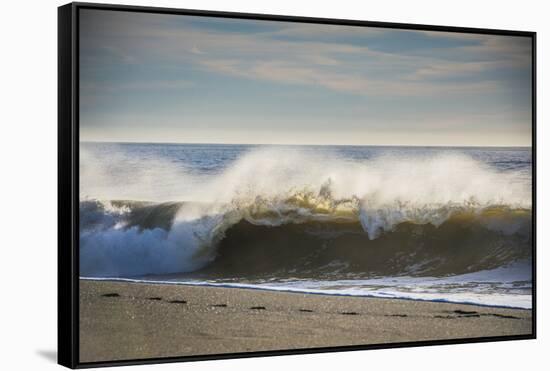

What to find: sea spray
left=78, top=143, right=532, bottom=308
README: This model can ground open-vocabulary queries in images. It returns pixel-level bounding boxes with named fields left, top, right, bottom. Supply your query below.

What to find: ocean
left=79, top=142, right=533, bottom=309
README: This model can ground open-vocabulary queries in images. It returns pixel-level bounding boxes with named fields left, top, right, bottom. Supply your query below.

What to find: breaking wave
left=79, top=147, right=532, bottom=277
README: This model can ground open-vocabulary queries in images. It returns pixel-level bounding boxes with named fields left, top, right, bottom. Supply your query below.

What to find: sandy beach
left=79, top=280, right=532, bottom=363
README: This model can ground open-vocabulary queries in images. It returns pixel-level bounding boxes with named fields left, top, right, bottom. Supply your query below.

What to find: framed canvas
left=58, top=2, right=536, bottom=368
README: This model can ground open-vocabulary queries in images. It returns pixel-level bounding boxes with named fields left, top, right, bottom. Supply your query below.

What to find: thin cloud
left=79, top=9, right=532, bottom=146
left=81, top=8, right=525, bottom=97
left=200, top=58, right=501, bottom=96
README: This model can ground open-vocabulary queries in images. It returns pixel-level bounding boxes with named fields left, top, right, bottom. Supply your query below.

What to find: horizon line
left=79, top=140, right=532, bottom=149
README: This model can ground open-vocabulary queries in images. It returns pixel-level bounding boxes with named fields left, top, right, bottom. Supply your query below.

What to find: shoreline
left=80, top=279, right=532, bottom=363
left=80, top=277, right=532, bottom=310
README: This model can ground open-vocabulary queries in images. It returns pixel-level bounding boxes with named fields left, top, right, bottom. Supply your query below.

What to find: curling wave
left=79, top=148, right=532, bottom=277
left=79, top=198, right=531, bottom=277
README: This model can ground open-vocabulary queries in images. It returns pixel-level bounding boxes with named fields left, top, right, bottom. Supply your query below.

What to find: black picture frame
left=58, top=2, right=537, bottom=368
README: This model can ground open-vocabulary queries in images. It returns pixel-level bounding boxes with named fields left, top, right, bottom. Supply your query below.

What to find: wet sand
left=79, top=280, right=532, bottom=363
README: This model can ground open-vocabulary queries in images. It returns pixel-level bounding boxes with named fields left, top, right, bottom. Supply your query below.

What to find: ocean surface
left=79, top=142, right=533, bottom=309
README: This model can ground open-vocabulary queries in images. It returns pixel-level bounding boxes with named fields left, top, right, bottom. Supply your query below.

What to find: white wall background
left=0, top=0, right=546, bottom=369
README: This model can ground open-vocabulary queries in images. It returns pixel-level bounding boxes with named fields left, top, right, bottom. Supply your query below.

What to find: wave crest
left=79, top=197, right=531, bottom=277
left=79, top=148, right=532, bottom=277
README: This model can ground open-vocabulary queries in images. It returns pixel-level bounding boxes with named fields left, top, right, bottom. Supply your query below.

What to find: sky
left=79, top=9, right=533, bottom=146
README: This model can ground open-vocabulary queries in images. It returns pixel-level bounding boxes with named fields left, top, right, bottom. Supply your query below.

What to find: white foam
left=81, top=146, right=531, bottom=240
left=79, top=201, right=230, bottom=277
left=79, top=146, right=532, bottom=277
left=80, top=274, right=532, bottom=310
left=80, top=261, right=532, bottom=309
